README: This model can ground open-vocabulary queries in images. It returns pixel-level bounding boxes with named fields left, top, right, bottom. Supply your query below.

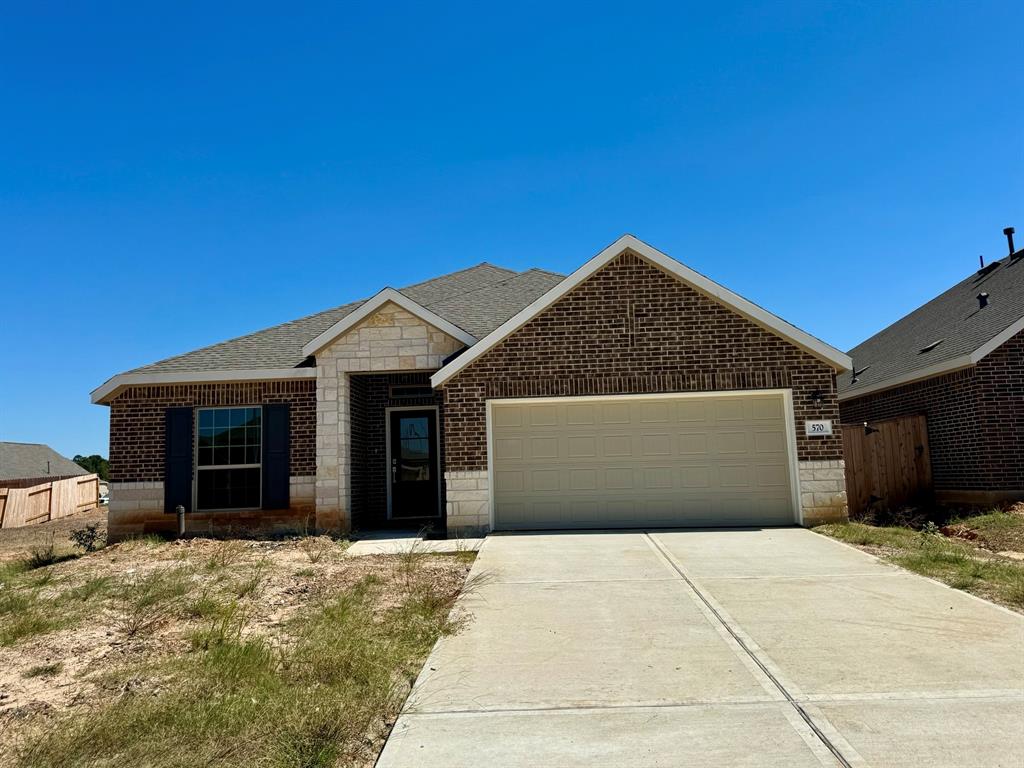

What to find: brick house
left=93, top=235, right=852, bottom=540
left=839, top=231, right=1024, bottom=505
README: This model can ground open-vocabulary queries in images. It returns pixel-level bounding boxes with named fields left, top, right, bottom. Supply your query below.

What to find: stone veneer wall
left=444, top=470, right=490, bottom=534
left=441, top=252, right=849, bottom=532
left=798, top=461, right=848, bottom=526
left=314, top=302, right=464, bottom=532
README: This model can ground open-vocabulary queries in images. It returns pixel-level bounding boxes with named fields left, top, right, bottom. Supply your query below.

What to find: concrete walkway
left=377, top=529, right=1024, bottom=767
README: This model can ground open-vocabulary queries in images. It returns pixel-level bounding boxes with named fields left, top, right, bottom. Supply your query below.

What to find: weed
left=206, top=541, right=245, bottom=570
left=113, top=568, right=191, bottom=638
left=300, top=537, right=333, bottom=564
left=230, top=559, right=268, bottom=600
left=22, top=662, right=63, bottom=679
left=69, top=523, right=106, bottom=553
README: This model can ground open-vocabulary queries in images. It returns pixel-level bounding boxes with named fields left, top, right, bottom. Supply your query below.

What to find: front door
left=388, top=409, right=440, bottom=519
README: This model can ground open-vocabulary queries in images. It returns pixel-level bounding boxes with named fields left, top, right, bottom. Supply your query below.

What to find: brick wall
left=442, top=251, right=843, bottom=472
left=840, top=330, right=1023, bottom=492
left=108, top=380, right=316, bottom=483
left=976, top=330, right=1024, bottom=489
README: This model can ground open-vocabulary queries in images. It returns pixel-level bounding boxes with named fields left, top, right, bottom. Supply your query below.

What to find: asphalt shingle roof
left=125, top=262, right=561, bottom=375
left=840, top=250, right=1024, bottom=397
left=0, top=443, right=88, bottom=482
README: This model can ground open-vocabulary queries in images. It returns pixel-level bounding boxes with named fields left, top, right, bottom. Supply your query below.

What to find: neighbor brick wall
left=840, top=330, right=1023, bottom=492
left=442, top=251, right=843, bottom=472
left=108, top=380, right=316, bottom=483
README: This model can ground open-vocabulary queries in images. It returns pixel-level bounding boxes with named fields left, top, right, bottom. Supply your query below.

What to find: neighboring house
left=92, top=235, right=852, bottom=540
left=0, top=442, right=89, bottom=485
left=839, top=229, right=1024, bottom=505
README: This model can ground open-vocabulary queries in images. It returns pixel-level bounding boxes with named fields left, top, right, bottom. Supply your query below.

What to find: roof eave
left=432, top=234, right=852, bottom=388
left=90, top=367, right=317, bottom=405
left=839, top=314, right=1024, bottom=402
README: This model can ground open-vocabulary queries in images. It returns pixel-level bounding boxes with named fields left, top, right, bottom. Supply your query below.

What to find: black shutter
left=262, top=403, right=290, bottom=510
left=164, top=407, right=194, bottom=513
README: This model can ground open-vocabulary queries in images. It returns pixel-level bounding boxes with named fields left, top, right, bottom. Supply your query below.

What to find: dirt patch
left=0, top=509, right=107, bottom=563
left=0, top=535, right=475, bottom=766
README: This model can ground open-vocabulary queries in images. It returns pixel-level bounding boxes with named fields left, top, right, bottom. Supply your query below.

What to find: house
left=92, top=235, right=852, bottom=541
left=0, top=442, right=89, bottom=485
left=839, top=228, right=1024, bottom=506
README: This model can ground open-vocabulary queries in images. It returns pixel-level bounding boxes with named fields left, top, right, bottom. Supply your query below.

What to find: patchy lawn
left=816, top=503, right=1024, bottom=612
left=0, top=528, right=477, bottom=767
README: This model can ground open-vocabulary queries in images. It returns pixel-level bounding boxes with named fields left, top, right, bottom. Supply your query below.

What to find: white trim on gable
left=300, top=288, right=477, bottom=357
left=431, top=234, right=852, bottom=388
left=91, top=367, right=317, bottom=405
left=838, top=314, right=1024, bottom=402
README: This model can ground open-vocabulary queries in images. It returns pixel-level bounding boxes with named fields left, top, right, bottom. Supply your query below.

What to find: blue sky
left=1, top=1, right=1021, bottom=458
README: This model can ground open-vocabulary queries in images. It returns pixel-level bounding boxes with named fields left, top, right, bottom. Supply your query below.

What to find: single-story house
left=92, top=235, right=852, bottom=540
left=0, top=442, right=90, bottom=486
left=839, top=228, right=1023, bottom=505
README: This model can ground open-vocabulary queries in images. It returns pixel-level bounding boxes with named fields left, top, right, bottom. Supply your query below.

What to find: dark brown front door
left=388, top=409, right=440, bottom=519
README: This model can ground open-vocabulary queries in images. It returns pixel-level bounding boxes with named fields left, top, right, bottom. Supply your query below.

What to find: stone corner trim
left=445, top=470, right=489, bottom=535
left=798, top=459, right=849, bottom=526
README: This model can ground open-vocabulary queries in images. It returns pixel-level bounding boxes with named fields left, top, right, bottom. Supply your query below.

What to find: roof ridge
left=847, top=257, right=1021, bottom=356
left=423, top=266, right=565, bottom=308
left=399, top=261, right=515, bottom=292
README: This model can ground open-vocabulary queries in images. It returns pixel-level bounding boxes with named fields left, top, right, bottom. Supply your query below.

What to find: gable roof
left=301, top=288, right=479, bottom=356
left=0, top=442, right=88, bottom=482
left=431, top=234, right=852, bottom=388
left=839, top=250, right=1024, bottom=400
left=92, top=262, right=560, bottom=403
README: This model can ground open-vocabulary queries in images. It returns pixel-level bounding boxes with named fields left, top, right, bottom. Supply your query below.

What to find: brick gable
left=441, top=251, right=843, bottom=471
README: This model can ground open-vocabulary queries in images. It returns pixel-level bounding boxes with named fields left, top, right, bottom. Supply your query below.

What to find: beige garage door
left=491, top=393, right=796, bottom=529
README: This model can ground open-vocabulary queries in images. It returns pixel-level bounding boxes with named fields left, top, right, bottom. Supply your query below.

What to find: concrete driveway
left=377, top=529, right=1024, bottom=767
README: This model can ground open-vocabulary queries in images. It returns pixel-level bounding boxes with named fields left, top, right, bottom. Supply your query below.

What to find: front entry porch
left=349, top=372, right=446, bottom=534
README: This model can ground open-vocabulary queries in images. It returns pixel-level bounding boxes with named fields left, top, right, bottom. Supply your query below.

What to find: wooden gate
left=841, top=415, right=932, bottom=516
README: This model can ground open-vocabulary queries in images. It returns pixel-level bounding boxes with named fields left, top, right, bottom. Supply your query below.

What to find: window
left=196, top=407, right=261, bottom=510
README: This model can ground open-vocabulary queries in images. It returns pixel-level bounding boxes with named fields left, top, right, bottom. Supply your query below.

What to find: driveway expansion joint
left=643, top=532, right=859, bottom=768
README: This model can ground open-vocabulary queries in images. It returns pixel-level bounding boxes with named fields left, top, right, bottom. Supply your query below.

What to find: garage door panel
left=491, top=394, right=795, bottom=530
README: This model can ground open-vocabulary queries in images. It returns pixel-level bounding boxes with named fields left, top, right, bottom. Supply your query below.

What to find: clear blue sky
left=1, top=1, right=1021, bottom=458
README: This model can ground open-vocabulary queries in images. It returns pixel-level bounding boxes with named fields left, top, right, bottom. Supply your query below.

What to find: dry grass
left=0, top=534, right=476, bottom=767
left=817, top=507, right=1024, bottom=611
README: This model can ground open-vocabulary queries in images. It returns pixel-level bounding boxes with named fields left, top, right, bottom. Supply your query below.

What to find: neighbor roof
left=92, top=262, right=562, bottom=403
left=839, top=250, right=1024, bottom=400
left=0, top=442, right=88, bottom=482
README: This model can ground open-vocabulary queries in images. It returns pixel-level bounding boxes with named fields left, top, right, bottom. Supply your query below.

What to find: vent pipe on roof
left=1004, top=227, right=1016, bottom=257
left=977, top=292, right=990, bottom=309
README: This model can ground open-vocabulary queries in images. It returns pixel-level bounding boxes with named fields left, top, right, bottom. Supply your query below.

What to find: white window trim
left=484, top=388, right=803, bottom=530
left=193, top=405, right=263, bottom=512
left=432, top=234, right=852, bottom=388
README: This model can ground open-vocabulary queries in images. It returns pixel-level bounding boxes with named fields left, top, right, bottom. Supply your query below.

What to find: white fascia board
left=300, top=287, right=477, bottom=357
left=90, top=367, right=316, bottom=405
left=838, top=315, right=1024, bottom=402
left=432, top=234, right=852, bottom=388
left=970, top=315, right=1024, bottom=363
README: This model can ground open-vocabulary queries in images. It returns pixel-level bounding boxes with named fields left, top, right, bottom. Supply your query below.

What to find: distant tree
left=74, top=454, right=109, bottom=481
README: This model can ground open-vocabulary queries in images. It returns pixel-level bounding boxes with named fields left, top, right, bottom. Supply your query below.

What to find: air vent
left=919, top=339, right=944, bottom=353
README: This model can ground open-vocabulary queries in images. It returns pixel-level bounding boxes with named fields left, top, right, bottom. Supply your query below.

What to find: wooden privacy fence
left=0, top=474, right=100, bottom=528
left=841, top=415, right=932, bottom=517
